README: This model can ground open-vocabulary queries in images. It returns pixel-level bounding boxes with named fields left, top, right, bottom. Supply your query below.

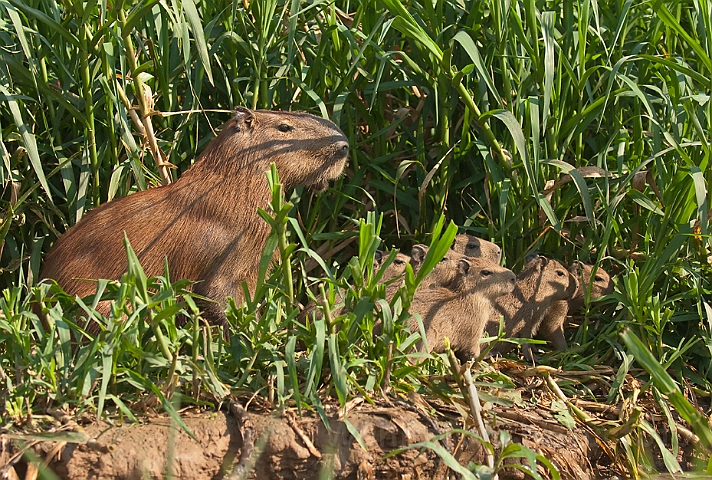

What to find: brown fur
left=409, top=258, right=516, bottom=359
left=409, top=244, right=469, bottom=289
left=379, top=251, right=411, bottom=300
left=40, top=108, right=349, bottom=326
left=537, top=262, right=614, bottom=350
left=451, top=234, right=502, bottom=264
left=371, top=246, right=472, bottom=339
left=375, top=251, right=410, bottom=285
left=568, top=262, right=614, bottom=314
left=486, top=256, right=578, bottom=358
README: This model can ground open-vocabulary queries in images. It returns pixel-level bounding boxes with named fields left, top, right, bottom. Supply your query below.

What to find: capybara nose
left=336, top=141, right=349, bottom=158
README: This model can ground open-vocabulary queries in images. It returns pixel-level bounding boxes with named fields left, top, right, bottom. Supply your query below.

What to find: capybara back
left=40, top=108, right=349, bottom=326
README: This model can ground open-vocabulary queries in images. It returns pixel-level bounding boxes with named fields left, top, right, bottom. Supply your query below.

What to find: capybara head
left=193, top=107, right=349, bottom=191
left=410, top=244, right=469, bottom=288
left=519, top=255, right=579, bottom=302
left=451, top=234, right=502, bottom=264
left=430, top=249, right=470, bottom=288
left=453, top=257, right=516, bottom=297
left=375, top=251, right=410, bottom=283
left=569, top=261, right=614, bottom=312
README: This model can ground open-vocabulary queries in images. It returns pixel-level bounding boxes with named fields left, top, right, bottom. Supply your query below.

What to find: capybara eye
left=556, top=270, right=565, bottom=277
left=277, top=123, right=293, bottom=132
left=394, top=259, right=405, bottom=266
left=481, top=270, right=492, bottom=277
left=467, top=243, right=479, bottom=250
left=595, top=275, right=603, bottom=282
left=440, top=256, right=448, bottom=262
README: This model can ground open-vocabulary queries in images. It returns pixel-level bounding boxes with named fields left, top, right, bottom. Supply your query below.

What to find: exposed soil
left=0, top=361, right=698, bottom=480
left=1, top=405, right=594, bottom=480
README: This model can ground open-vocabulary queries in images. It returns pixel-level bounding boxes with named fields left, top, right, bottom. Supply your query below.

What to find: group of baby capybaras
left=369, top=234, right=615, bottom=363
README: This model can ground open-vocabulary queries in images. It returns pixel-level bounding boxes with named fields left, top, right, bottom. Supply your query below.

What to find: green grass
left=2, top=0, right=712, bottom=476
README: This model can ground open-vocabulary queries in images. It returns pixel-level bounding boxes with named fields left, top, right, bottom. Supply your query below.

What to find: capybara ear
left=569, top=260, right=583, bottom=277
left=458, top=258, right=470, bottom=276
left=569, top=269, right=581, bottom=289
left=466, top=239, right=481, bottom=252
left=374, top=250, right=384, bottom=268
left=525, top=253, right=542, bottom=268
left=410, top=244, right=428, bottom=267
left=234, top=107, right=255, bottom=131
left=528, top=254, right=547, bottom=272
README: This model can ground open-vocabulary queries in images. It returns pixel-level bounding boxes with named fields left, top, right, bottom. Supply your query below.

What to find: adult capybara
left=40, top=107, right=349, bottom=326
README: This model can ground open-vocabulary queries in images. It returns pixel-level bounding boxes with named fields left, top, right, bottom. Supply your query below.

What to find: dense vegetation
left=2, top=0, right=712, bottom=476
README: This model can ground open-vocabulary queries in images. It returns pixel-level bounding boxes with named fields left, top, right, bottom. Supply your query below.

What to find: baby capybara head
left=451, top=234, right=502, bottom=264
left=195, top=107, right=349, bottom=191
left=375, top=251, right=410, bottom=283
left=410, top=244, right=469, bottom=288
left=520, top=255, right=579, bottom=302
left=432, top=249, right=468, bottom=288
left=453, top=257, right=516, bottom=297
left=569, top=261, right=614, bottom=312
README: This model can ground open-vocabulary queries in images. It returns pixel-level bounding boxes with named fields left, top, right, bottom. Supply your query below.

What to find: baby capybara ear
left=374, top=250, right=385, bottom=268
left=410, top=244, right=428, bottom=270
left=458, top=258, right=471, bottom=276
left=524, top=254, right=545, bottom=272
left=525, top=253, right=539, bottom=264
left=234, top=107, right=255, bottom=131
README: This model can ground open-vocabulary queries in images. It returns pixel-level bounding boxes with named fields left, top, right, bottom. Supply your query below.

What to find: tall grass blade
left=652, top=0, right=712, bottom=73
left=620, top=328, right=712, bottom=452
left=453, top=31, right=502, bottom=107
left=541, top=11, right=555, bottom=129
left=0, top=85, right=52, bottom=202
left=328, top=333, right=348, bottom=405
left=304, top=319, right=326, bottom=399
left=380, top=0, right=443, bottom=61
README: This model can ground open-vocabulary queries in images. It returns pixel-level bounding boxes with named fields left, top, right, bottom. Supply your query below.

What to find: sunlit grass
left=2, top=0, right=712, bottom=475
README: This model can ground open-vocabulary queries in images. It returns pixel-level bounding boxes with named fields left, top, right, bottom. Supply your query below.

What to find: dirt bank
left=1, top=401, right=601, bottom=479
left=1, top=362, right=696, bottom=479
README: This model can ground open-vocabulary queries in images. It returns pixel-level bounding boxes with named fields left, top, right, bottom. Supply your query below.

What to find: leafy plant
left=3, top=0, right=712, bottom=475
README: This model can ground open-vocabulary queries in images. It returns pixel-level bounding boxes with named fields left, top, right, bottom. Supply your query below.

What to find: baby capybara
left=537, top=261, right=614, bottom=350
left=486, top=255, right=579, bottom=359
left=40, top=107, right=349, bottom=326
left=410, top=257, right=516, bottom=359
left=567, top=261, right=614, bottom=314
left=409, top=244, right=471, bottom=290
